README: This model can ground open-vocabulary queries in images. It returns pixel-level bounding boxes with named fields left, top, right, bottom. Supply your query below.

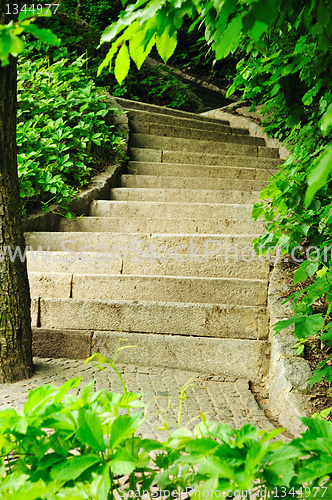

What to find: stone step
left=58, top=216, right=264, bottom=235
left=127, top=161, right=274, bottom=181
left=126, top=109, right=239, bottom=134
left=90, top=200, right=252, bottom=219
left=130, top=121, right=264, bottom=145
left=92, top=331, right=268, bottom=381
left=126, top=109, right=249, bottom=135
left=38, top=297, right=267, bottom=340
left=115, top=97, right=230, bottom=124
left=89, top=200, right=254, bottom=219
left=130, top=133, right=279, bottom=159
left=109, top=187, right=259, bottom=205
left=25, top=231, right=258, bottom=255
left=27, top=252, right=270, bottom=280
left=120, top=174, right=268, bottom=192
left=31, top=328, right=267, bottom=381
left=129, top=148, right=281, bottom=170
left=27, top=251, right=122, bottom=274
left=29, top=272, right=267, bottom=306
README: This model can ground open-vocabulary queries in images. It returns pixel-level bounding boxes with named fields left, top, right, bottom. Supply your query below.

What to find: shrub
left=0, top=352, right=331, bottom=499
left=17, top=43, right=125, bottom=215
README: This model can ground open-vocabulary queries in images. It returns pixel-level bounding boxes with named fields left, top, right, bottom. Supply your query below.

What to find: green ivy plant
left=17, top=41, right=125, bottom=215
left=0, top=351, right=331, bottom=499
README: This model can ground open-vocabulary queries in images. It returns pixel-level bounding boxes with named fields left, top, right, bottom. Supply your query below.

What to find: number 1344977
left=5, top=4, right=59, bottom=15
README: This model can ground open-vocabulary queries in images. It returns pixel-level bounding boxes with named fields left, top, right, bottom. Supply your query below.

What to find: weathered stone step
left=120, top=174, right=268, bottom=192
left=126, top=109, right=249, bottom=135
left=89, top=200, right=254, bottom=219
left=130, top=121, right=264, bottom=145
left=38, top=297, right=267, bottom=340
left=129, top=148, right=281, bottom=169
left=130, top=133, right=279, bottom=159
left=109, top=187, right=259, bottom=205
left=27, top=251, right=269, bottom=280
left=31, top=328, right=267, bottom=381
left=92, top=331, right=267, bottom=381
left=25, top=231, right=258, bottom=255
left=58, top=216, right=264, bottom=235
left=27, top=251, right=122, bottom=274
left=115, top=97, right=230, bottom=124
left=127, top=161, right=274, bottom=181
left=29, top=272, right=267, bottom=306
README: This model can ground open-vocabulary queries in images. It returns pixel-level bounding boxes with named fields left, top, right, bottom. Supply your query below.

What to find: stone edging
left=267, top=261, right=313, bottom=436
left=22, top=94, right=129, bottom=233
left=200, top=106, right=289, bottom=161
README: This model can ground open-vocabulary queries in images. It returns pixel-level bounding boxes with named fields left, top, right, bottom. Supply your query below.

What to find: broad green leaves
left=215, top=15, right=243, bottom=59
left=99, top=0, right=282, bottom=84
left=0, top=30, right=25, bottom=64
left=0, top=356, right=332, bottom=497
left=305, top=145, right=332, bottom=207
left=0, top=11, right=60, bottom=65
left=156, top=25, right=177, bottom=62
left=274, top=313, right=325, bottom=339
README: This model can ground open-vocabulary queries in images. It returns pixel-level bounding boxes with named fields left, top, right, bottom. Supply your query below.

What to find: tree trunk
left=0, top=0, right=33, bottom=382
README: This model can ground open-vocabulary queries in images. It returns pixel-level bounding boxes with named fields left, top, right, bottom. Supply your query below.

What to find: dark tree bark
left=0, top=0, right=33, bottom=382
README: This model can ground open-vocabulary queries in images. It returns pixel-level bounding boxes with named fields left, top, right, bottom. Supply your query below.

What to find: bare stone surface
left=92, top=331, right=269, bottom=382
left=32, top=329, right=92, bottom=359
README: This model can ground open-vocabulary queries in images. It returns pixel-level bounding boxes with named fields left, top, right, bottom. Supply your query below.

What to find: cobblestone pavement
left=0, top=358, right=275, bottom=441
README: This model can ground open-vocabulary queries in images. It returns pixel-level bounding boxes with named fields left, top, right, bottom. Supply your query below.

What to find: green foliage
left=0, top=6, right=60, bottom=64
left=59, top=0, right=129, bottom=29
left=32, top=14, right=198, bottom=111
left=0, top=353, right=331, bottom=498
left=17, top=41, right=125, bottom=214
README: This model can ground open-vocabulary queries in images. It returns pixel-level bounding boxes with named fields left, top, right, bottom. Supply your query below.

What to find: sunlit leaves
left=114, top=42, right=130, bottom=85
left=156, top=25, right=177, bottom=62
left=305, top=145, right=332, bottom=207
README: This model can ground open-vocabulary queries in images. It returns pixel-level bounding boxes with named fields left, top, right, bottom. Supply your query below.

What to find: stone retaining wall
left=267, top=261, right=313, bottom=436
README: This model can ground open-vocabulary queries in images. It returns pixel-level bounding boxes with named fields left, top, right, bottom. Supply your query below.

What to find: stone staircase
left=26, top=98, right=282, bottom=383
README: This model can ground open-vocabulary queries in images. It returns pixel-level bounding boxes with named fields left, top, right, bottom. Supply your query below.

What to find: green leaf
left=215, top=0, right=237, bottom=33
left=53, top=377, right=81, bottom=405
left=96, top=464, right=111, bottom=500
left=50, top=454, right=100, bottom=481
left=268, top=445, right=302, bottom=461
left=197, top=456, right=235, bottom=480
left=156, top=25, right=177, bottom=63
left=274, top=313, right=325, bottom=339
left=298, top=456, right=332, bottom=483
left=265, top=459, right=295, bottom=486
left=109, top=447, right=138, bottom=475
left=317, top=0, right=331, bottom=28
left=77, top=409, right=105, bottom=452
left=312, top=21, right=324, bottom=35
left=294, top=260, right=319, bottom=284
left=114, top=42, right=130, bottom=85
left=321, top=105, right=332, bottom=132
left=305, top=145, right=332, bottom=207
left=110, top=413, right=142, bottom=451
left=214, top=15, right=243, bottom=59
left=24, top=385, right=56, bottom=415
left=185, top=437, right=220, bottom=456
left=23, top=25, right=61, bottom=46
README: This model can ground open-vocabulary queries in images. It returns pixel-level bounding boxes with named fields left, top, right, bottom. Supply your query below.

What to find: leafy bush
left=218, top=6, right=332, bottom=388
left=17, top=43, right=125, bottom=214
left=0, top=352, right=331, bottom=499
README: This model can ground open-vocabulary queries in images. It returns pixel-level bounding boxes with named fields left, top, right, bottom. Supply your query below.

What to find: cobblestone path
left=0, top=358, right=275, bottom=441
